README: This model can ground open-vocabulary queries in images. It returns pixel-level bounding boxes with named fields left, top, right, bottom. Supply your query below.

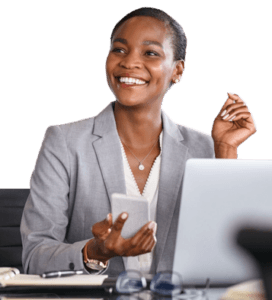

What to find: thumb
left=108, top=212, right=128, bottom=240
left=217, top=93, right=235, bottom=118
left=92, top=213, right=112, bottom=239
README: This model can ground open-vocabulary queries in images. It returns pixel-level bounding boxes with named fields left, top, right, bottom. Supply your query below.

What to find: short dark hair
left=110, top=7, right=187, bottom=62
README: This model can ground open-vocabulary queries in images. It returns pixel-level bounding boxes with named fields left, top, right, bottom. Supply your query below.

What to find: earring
left=174, top=78, right=179, bottom=83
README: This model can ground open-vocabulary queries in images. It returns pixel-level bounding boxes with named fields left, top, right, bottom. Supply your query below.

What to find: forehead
left=113, top=16, right=171, bottom=45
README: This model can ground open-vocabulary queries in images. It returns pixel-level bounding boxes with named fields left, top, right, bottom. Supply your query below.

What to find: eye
left=112, top=48, right=125, bottom=54
left=146, top=51, right=159, bottom=57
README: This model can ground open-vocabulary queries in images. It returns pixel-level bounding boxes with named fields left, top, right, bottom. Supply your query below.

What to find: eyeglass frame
left=107, top=269, right=210, bottom=298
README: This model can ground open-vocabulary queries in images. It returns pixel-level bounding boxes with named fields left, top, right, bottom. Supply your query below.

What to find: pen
left=41, top=270, right=84, bottom=278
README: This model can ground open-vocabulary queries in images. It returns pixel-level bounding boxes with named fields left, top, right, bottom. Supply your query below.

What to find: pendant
left=139, top=163, right=145, bottom=171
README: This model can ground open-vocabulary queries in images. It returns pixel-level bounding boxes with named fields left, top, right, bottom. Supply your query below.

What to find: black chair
left=237, top=228, right=272, bottom=300
left=0, top=189, right=29, bottom=273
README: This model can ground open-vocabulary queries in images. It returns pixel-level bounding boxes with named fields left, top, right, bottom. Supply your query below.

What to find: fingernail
left=148, top=221, right=156, bottom=231
left=108, top=228, right=111, bottom=233
left=221, top=109, right=227, bottom=117
left=107, top=213, right=110, bottom=221
left=153, top=222, right=157, bottom=233
left=229, top=116, right=236, bottom=122
left=222, top=114, right=229, bottom=120
left=121, top=213, right=128, bottom=220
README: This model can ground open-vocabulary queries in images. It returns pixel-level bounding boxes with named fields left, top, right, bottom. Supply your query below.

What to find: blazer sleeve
left=20, top=125, right=89, bottom=274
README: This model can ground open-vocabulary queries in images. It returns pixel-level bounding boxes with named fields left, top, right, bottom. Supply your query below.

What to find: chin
left=115, top=96, right=146, bottom=108
left=116, top=99, right=143, bottom=106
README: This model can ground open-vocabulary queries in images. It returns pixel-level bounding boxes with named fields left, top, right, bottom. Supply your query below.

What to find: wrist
left=83, top=239, right=109, bottom=272
left=83, top=238, right=109, bottom=265
left=214, top=141, right=237, bottom=159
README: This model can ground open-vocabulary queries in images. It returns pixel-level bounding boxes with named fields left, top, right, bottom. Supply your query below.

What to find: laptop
left=173, top=159, right=272, bottom=286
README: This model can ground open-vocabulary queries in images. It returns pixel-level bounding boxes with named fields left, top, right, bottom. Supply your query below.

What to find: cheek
left=105, top=58, right=114, bottom=91
left=150, top=62, right=164, bottom=77
left=105, top=56, right=112, bottom=76
left=152, top=62, right=172, bottom=85
left=106, top=54, right=117, bottom=75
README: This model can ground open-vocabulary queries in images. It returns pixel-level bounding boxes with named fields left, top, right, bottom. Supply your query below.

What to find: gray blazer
left=20, top=102, right=214, bottom=275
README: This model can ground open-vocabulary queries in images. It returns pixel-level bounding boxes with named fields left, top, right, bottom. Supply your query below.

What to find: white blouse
left=119, top=131, right=163, bottom=274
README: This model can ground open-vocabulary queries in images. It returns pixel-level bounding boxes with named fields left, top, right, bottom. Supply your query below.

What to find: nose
left=119, top=50, right=141, bottom=69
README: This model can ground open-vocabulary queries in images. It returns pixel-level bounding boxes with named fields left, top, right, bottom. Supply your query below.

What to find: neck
left=114, top=101, right=163, bottom=147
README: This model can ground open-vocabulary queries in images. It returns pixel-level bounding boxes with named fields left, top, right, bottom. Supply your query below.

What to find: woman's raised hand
left=85, top=213, right=157, bottom=263
left=212, top=93, right=256, bottom=158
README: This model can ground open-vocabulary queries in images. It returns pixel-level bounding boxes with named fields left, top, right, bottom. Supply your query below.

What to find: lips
left=115, top=73, right=149, bottom=83
left=120, top=83, right=142, bottom=88
left=114, top=77, right=148, bottom=90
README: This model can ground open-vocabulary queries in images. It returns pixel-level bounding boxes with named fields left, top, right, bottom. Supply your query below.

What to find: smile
left=118, top=77, right=147, bottom=85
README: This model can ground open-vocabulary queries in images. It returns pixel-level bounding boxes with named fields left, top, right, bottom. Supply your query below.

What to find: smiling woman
left=20, top=7, right=256, bottom=276
left=106, top=16, right=183, bottom=109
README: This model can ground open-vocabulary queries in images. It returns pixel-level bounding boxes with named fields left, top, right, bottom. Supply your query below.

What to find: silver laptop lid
left=173, top=159, right=272, bottom=285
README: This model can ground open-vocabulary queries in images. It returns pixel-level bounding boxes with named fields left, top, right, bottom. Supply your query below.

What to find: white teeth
left=119, top=77, right=146, bottom=85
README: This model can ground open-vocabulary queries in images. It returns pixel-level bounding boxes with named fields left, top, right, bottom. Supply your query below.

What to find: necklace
left=120, top=136, right=160, bottom=171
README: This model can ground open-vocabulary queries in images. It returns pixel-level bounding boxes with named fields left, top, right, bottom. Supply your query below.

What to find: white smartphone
left=111, top=193, right=150, bottom=239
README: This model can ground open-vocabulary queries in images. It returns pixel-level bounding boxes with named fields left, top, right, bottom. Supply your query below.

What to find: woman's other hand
left=85, top=213, right=157, bottom=263
left=212, top=93, right=256, bottom=158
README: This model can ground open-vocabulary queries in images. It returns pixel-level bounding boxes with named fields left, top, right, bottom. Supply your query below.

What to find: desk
left=0, top=287, right=228, bottom=299
left=207, top=288, right=227, bottom=300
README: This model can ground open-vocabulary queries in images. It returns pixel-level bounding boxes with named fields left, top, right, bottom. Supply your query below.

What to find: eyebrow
left=112, top=38, right=163, bottom=49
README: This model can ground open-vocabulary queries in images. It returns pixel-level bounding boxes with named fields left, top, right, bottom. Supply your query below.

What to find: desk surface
left=0, top=287, right=227, bottom=299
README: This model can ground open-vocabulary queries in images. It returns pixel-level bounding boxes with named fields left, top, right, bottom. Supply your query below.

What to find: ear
left=171, top=60, right=184, bottom=83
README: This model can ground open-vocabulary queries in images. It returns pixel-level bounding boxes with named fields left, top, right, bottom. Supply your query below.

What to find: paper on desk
left=221, top=279, right=265, bottom=300
left=0, top=274, right=108, bottom=287
left=1, top=299, right=103, bottom=300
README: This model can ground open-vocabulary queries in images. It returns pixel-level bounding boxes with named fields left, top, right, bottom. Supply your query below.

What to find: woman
left=20, top=7, right=256, bottom=276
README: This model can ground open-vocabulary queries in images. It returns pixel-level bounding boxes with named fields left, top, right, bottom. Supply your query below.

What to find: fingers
left=228, top=112, right=252, bottom=122
left=130, top=223, right=152, bottom=245
left=124, top=221, right=157, bottom=256
left=221, top=104, right=249, bottom=122
left=92, top=213, right=112, bottom=240
left=221, top=102, right=246, bottom=116
left=107, top=212, right=128, bottom=240
left=90, top=213, right=157, bottom=260
left=227, top=92, right=243, bottom=103
left=132, top=221, right=157, bottom=239
left=107, top=212, right=112, bottom=225
left=218, top=94, right=235, bottom=117
left=91, top=212, right=128, bottom=258
left=218, top=93, right=243, bottom=117
left=103, top=212, right=130, bottom=256
left=140, top=232, right=157, bottom=253
left=220, top=93, right=254, bottom=123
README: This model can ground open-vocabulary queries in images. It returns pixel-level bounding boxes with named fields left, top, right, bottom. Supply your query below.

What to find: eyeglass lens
left=117, top=270, right=183, bottom=296
left=116, top=270, right=147, bottom=294
left=150, top=272, right=183, bottom=296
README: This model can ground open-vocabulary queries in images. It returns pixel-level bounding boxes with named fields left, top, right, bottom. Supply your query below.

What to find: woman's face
left=106, top=16, right=183, bottom=108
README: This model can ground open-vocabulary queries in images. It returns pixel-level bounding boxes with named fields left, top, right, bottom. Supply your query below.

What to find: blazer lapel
left=92, top=102, right=126, bottom=203
left=92, top=103, right=188, bottom=273
left=154, top=111, right=189, bottom=272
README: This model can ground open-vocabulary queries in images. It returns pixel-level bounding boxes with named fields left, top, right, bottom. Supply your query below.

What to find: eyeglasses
left=114, top=270, right=210, bottom=299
